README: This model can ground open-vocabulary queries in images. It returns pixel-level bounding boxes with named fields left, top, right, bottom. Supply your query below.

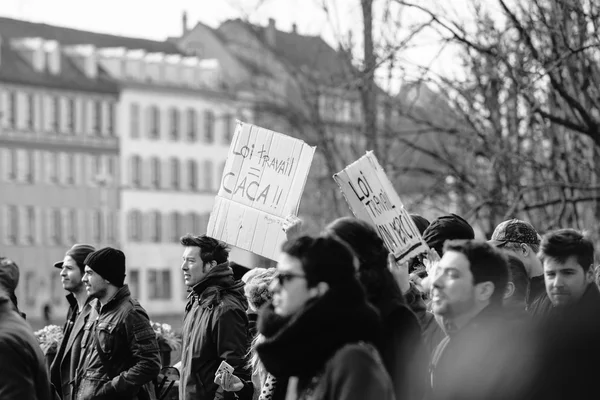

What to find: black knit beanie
left=84, top=247, right=126, bottom=287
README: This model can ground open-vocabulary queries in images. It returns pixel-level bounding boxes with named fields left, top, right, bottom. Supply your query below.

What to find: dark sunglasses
left=274, top=272, right=306, bottom=286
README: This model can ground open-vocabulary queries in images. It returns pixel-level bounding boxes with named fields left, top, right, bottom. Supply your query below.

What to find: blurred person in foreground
left=0, top=257, right=52, bottom=400
left=325, top=217, right=427, bottom=400
left=427, top=240, right=532, bottom=400
left=253, top=235, right=395, bottom=400
left=50, top=244, right=96, bottom=400
left=73, top=247, right=161, bottom=399
left=179, top=234, right=253, bottom=400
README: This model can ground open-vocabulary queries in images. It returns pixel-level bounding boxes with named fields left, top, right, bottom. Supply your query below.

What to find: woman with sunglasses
left=253, top=235, right=394, bottom=400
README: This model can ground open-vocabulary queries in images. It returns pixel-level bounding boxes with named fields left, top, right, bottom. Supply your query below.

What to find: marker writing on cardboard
left=348, top=171, right=396, bottom=218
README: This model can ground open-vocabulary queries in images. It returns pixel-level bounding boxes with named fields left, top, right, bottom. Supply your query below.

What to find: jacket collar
left=256, top=278, right=382, bottom=378
left=97, top=285, right=131, bottom=313
left=190, top=262, right=235, bottom=296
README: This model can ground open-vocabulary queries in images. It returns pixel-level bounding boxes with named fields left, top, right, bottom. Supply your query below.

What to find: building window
left=53, top=208, right=63, bottom=245
left=8, top=91, right=17, bottom=128
left=67, top=98, right=76, bottom=133
left=107, top=211, right=116, bottom=243
left=128, top=210, right=142, bottom=241
left=7, top=205, right=18, bottom=244
left=66, top=154, right=75, bottom=185
left=150, top=157, right=161, bottom=189
left=49, top=152, right=59, bottom=184
left=130, top=103, right=140, bottom=138
left=203, top=160, right=213, bottom=191
left=149, top=106, right=160, bottom=139
left=52, top=96, right=61, bottom=132
left=188, top=160, right=197, bottom=191
left=170, top=108, right=180, bottom=141
left=150, top=211, right=162, bottom=243
left=204, top=110, right=215, bottom=143
left=131, top=155, right=142, bottom=188
left=27, top=93, right=35, bottom=129
left=94, top=100, right=102, bottom=135
left=198, top=213, right=210, bottom=234
left=128, top=270, right=140, bottom=298
left=148, top=269, right=171, bottom=300
left=24, top=271, right=36, bottom=306
left=171, top=212, right=181, bottom=242
left=222, top=114, right=234, bottom=144
left=93, top=209, right=103, bottom=243
left=69, top=209, right=78, bottom=243
left=170, top=158, right=180, bottom=190
left=186, top=108, right=196, bottom=142
left=107, top=102, right=115, bottom=136
left=24, top=150, right=34, bottom=183
left=26, top=206, right=35, bottom=244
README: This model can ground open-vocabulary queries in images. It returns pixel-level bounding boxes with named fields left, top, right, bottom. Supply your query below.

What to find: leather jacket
left=73, top=285, right=161, bottom=400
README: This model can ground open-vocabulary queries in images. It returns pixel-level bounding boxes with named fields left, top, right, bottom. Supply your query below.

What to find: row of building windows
left=2, top=205, right=117, bottom=246
left=0, top=90, right=116, bottom=136
left=0, top=148, right=117, bottom=186
left=129, top=156, right=224, bottom=192
left=129, top=104, right=235, bottom=144
left=127, top=210, right=210, bottom=243
left=127, top=269, right=173, bottom=300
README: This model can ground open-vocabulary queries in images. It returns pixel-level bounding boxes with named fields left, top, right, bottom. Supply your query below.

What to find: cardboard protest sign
left=207, top=121, right=315, bottom=260
left=333, top=151, right=429, bottom=263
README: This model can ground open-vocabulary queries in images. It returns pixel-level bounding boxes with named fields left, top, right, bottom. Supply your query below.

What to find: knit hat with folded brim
left=84, top=247, right=126, bottom=287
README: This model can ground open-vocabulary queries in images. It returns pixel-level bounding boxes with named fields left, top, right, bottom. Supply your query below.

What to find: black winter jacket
left=73, top=285, right=161, bottom=400
left=0, top=293, right=52, bottom=400
left=179, top=263, right=252, bottom=400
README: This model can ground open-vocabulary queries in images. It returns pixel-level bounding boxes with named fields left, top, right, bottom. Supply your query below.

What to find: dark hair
left=539, top=229, right=595, bottom=272
left=411, top=214, right=431, bottom=235
left=281, top=235, right=357, bottom=288
left=505, top=253, right=529, bottom=302
left=324, top=217, right=404, bottom=304
left=443, top=240, right=509, bottom=306
left=180, top=234, right=229, bottom=265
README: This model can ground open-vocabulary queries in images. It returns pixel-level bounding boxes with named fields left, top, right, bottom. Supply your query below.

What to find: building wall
left=0, top=82, right=119, bottom=318
left=117, top=86, right=254, bottom=315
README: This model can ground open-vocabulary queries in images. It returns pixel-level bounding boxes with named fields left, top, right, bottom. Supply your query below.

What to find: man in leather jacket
left=73, top=247, right=161, bottom=400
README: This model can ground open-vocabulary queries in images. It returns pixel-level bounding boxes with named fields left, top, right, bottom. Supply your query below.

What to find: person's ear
left=585, top=266, right=594, bottom=284
left=308, top=282, right=329, bottom=298
left=521, top=244, right=530, bottom=257
left=475, top=281, right=495, bottom=302
left=504, top=282, right=515, bottom=300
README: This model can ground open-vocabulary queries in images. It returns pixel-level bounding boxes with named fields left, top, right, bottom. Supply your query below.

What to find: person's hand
left=388, top=253, right=411, bottom=295
left=215, top=371, right=244, bottom=392
left=282, top=215, right=303, bottom=239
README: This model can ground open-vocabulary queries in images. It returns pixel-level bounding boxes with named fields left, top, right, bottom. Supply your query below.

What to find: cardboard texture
left=333, top=151, right=429, bottom=264
left=207, top=121, right=315, bottom=260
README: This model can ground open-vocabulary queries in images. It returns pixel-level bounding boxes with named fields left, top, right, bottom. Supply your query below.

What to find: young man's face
left=181, top=247, right=211, bottom=287
left=431, top=251, right=477, bottom=318
left=82, top=266, right=109, bottom=299
left=271, top=253, right=312, bottom=317
left=544, top=255, right=592, bottom=307
left=60, top=256, right=84, bottom=293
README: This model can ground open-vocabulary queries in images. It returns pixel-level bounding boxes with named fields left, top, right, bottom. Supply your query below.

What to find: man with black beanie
left=50, top=244, right=96, bottom=400
left=73, top=247, right=161, bottom=400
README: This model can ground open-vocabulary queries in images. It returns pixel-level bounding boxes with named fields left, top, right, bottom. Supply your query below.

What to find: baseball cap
left=488, top=219, right=540, bottom=247
left=54, top=244, right=96, bottom=269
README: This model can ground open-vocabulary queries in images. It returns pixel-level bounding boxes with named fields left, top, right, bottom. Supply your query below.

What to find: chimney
left=292, top=23, right=297, bottom=34
left=182, top=11, right=189, bottom=36
left=265, top=18, right=276, bottom=47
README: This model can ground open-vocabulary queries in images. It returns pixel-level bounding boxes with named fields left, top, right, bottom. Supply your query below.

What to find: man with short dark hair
left=178, top=234, right=252, bottom=400
left=503, top=254, right=529, bottom=315
left=428, top=240, right=526, bottom=399
left=488, top=219, right=546, bottom=311
left=73, top=247, right=161, bottom=399
left=538, top=229, right=599, bottom=312
left=50, top=244, right=96, bottom=400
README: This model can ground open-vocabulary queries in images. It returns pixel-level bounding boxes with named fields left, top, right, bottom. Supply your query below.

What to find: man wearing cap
left=73, top=247, right=161, bottom=400
left=0, top=257, right=52, bottom=400
left=488, top=219, right=547, bottom=312
left=50, top=244, right=96, bottom=400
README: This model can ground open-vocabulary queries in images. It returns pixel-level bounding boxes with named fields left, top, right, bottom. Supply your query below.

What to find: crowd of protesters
left=1, top=210, right=600, bottom=400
